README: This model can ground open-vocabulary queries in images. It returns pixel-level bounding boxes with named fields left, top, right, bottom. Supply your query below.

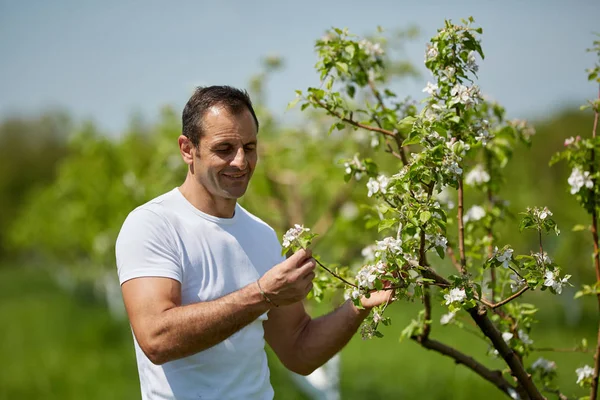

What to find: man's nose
left=231, top=147, right=248, bottom=169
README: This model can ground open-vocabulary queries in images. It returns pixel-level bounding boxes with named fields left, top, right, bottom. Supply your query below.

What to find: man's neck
left=178, top=178, right=237, bottom=219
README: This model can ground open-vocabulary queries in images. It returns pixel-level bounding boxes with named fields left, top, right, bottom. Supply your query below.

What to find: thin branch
left=446, top=246, right=463, bottom=273
left=359, top=62, right=409, bottom=165
left=457, top=178, right=467, bottom=275
left=532, top=346, right=592, bottom=354
left=487, top=287, right=529, bottom=309
left=313, top=257, right=357, bottom=288
left=485, top=150, right=496, bottom=300
left=590, top=84, right=600, bottom=400
left=314, top=99, right=397, bottom=138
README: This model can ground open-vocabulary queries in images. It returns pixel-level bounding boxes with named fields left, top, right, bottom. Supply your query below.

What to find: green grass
left=0, top=265, right=596, bottom=399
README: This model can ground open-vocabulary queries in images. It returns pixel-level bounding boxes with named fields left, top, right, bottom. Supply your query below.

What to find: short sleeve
left=115, top=208, right=182, bottom=285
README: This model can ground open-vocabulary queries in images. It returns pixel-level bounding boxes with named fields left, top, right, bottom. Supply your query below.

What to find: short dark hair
left=182, top=85, right=259, bottom=147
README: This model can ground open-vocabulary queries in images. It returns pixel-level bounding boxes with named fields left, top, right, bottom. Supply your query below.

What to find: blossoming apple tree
left=287, top=18, right=600, bottom=400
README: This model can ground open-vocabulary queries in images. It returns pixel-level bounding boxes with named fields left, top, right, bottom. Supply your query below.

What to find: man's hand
left=259, top=248, right=316, bottom=307
left=360, top=288, right=395, bottom=309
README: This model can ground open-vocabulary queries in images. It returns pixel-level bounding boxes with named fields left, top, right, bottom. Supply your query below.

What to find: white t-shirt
left=115, top=187, right=284, bottom=400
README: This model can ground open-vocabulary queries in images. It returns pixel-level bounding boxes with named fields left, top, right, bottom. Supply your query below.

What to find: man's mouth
left=222, top=171, right=248, bottom=179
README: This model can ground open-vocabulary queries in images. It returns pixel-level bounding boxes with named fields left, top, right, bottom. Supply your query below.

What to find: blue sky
left=1, top=0, right=598, bottom=135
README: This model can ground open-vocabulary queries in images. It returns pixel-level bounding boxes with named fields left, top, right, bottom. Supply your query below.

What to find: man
left=116, top=86, right=392, bottom=399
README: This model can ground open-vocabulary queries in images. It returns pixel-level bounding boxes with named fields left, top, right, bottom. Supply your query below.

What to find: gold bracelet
left=256, top=279, right=278, bottom=307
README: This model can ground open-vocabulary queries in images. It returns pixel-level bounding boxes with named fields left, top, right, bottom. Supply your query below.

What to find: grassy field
left=0, top=265, right=596, bottom=399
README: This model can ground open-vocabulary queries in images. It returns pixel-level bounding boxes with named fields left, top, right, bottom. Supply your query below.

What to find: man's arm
left=121, top=249, right=316, bottom=365
left=263, top=290, right=393, bottom=375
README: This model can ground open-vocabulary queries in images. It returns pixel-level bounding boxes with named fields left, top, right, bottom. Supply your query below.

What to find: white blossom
left=440, top=66, right=455, bottom=82
left=422, top=82, right=438, bottom=96
left=343, top=154, right=365, bottom=180
left=367, top=175, right=390, bottom=197
left=502, top=332, right=514, bottom=343
left=507, top=387, right=520, bottom=400
left=370, top=134, right=380, bottom=148
left=373, top=311, right=383, bottom=324
left=475, top=128, right=492, bottom=145
left=533, top=252, right=551, bottom=266
left=568, top=168, right=594, bottom=195
left=464, top=205, right=486, bottom=223
left=466, top=51, right=478, bottom=72
left=510, top=119, right=536, bottom=139
left=531, top=357, right=557, bottom=373
left=518, top=329, right=533, bottom=345
left=450, top=84, right=480, bottom=106
left=359, top=39, right=384, bottom=57
left=494, top=247, right=513, bottom=269
left=444, top=287, right=466, bottom=305
left=356, top=262, right=386, bottom=289
left=543, top=270, right=571, bottom=295
left=564, top=135, right=580, bottom=147
left=532, top=206, right=552, bottom=220
left=376, top=237, right=403, bottom=258
left=465, top=164, right=490, bottom=186
left=425, top=44, right=438, bottom=61
left=443, top=158, right=463, bottom=178
left=576, top=365, right=594, bottom=384
left=361, top=244, right=377, bottom=262
left=509, top=273, right=525, bottom=293
left=282, top=224, right=310, bottom=248
left=426, top=234, right=448, bottom=251
left=440, top=311, right=456, bottom=325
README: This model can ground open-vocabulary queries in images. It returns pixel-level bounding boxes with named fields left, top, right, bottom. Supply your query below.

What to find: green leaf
left=378, top=218, right=397, bottom=232
left=420, top=211, right=431, bottom=224
left=572, top=224, right=587, bottom=232
left=345, top=44, right=355, bottom=59
left=336, top=62, right=349, bottom=74
left=435, top=246, right=445, bottom=259
left=287, top=97, right=301, bottom=110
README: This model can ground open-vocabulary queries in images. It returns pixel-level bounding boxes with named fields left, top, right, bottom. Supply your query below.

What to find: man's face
left=193, top=106, right=258, bottom=200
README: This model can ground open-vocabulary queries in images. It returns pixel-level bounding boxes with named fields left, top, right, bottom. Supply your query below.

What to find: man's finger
left=287, top=248, right=312, bottom=265
left=294, top=258, right=316, bottom=277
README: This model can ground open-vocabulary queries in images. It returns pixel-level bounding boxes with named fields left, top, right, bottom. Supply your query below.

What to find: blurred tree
left=0, top=111, right=70, bottom=259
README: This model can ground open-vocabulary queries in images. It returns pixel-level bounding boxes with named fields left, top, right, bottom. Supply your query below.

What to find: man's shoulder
left=236, top=204, right=277, bottom=233
left=119, top=188, right=181, bottom=234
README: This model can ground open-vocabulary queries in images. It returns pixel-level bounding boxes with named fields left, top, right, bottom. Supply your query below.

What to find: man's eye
left=244, top=146, right=256, bottom=152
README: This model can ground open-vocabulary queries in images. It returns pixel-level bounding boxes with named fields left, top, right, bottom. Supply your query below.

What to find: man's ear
left=178, top=135, right=195, bottom=166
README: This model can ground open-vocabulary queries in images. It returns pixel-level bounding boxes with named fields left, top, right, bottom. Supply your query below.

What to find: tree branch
left=468, top=306, right=545, bottom=400
left=411, top=336, right=517, bottom=397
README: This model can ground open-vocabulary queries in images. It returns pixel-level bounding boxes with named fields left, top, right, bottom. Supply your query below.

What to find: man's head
left=182, top=86, right=259, bottom=148
left=179, top=86, right=259, bottom=207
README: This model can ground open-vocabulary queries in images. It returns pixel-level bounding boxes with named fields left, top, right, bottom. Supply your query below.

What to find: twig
left=590, top=84, right=600, bottom=400
left=532, top=346, right=592, bottom=354
left=446, top=246, right=463, bottom=273
left=486, top=287, right=529, bottom=309
left=313, top=257, right=357, bottom=288
left=457, top=178, right=467, bottom=275
left=313, top=99, right=397, bottom=138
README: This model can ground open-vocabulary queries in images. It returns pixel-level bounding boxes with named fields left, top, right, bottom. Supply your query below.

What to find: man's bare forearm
left=294, top=300, right=369, bottom=373
left=145, top=282, right=270, bottom=364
